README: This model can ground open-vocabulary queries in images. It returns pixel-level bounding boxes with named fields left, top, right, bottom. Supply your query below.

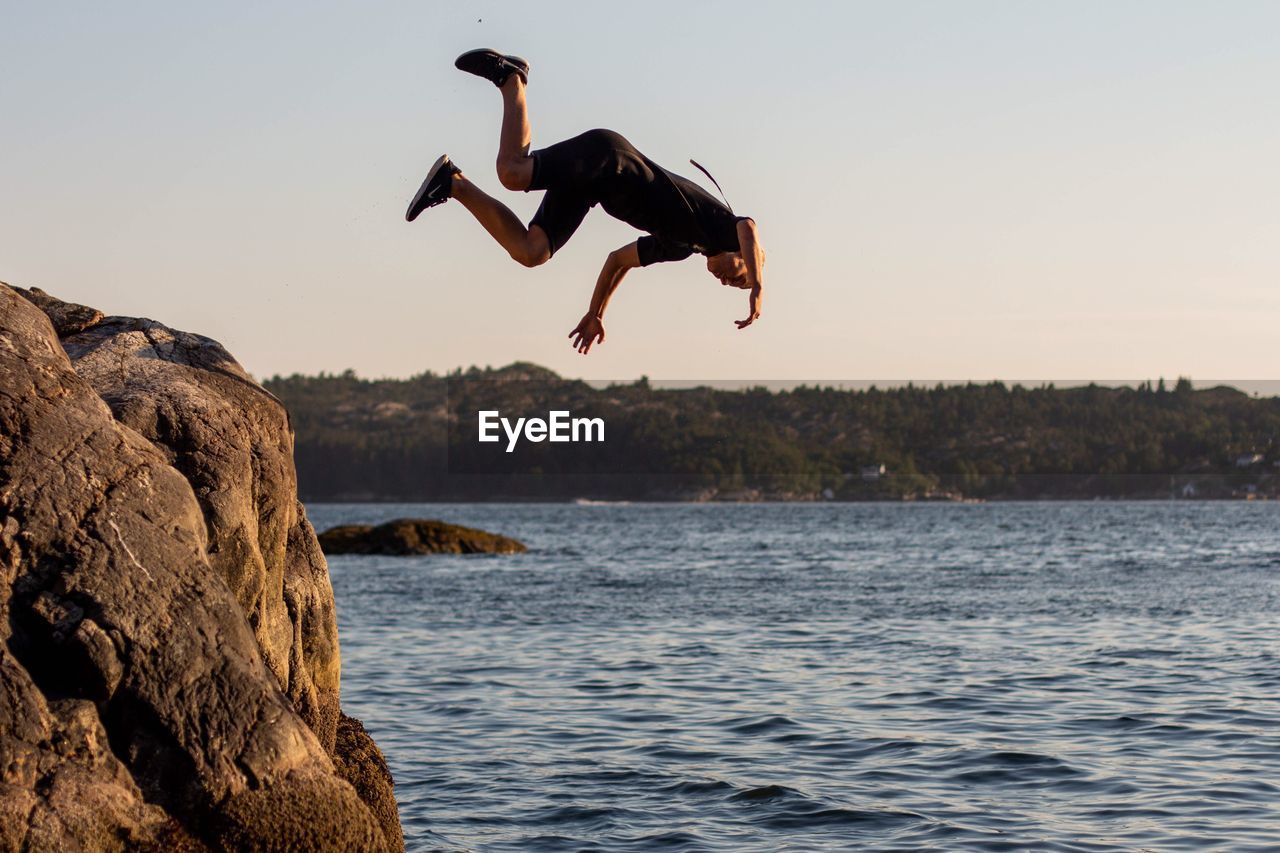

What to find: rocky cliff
left=0, top=284, right=403, bottom=851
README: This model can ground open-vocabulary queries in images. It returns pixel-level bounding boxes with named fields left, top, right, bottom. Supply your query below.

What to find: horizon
left=4, top=2, right=1278, bottom=381
left=261, top=361, right=1280, bottom=398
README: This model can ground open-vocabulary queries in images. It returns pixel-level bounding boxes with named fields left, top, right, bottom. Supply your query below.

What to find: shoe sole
left=405, top=154, right=451, bottom=222
left=455, top=48, right=529, bottom=84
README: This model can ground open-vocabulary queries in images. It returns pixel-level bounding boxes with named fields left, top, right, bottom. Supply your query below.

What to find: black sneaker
left=454, top=48, right=530, bottom=87
left=405, top=155, right=460, bottom=222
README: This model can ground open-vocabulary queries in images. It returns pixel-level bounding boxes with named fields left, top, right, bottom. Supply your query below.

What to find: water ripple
left=317, top=501, right=1280, bottom=851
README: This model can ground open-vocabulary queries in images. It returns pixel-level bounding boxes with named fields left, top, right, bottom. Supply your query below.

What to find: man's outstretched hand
left=569, top=313, right=606, bottom=354
left=735, top=285, right=763, bottom=330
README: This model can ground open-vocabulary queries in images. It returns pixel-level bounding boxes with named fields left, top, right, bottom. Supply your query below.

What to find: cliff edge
left=0, top=284, right=403, bottom=851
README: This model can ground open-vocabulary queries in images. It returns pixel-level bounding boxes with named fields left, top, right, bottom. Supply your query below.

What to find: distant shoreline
left=304, top=495, right=1274, bottom=505
left=271, top=364, right=1280, bottom=505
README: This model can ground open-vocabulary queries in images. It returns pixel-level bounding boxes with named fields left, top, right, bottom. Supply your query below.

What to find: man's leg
left=495, top=76, right=535, bottom=192
left=451, top=172, right=549, bottom=268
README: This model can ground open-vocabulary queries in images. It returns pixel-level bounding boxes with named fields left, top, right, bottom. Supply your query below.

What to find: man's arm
left=569, top=241, right=641, bottom=354
left=735, top=218, right=764, bottom=329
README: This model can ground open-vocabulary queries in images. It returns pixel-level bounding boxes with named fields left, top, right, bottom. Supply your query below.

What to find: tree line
left=263, top=365, right=1280, bottom=501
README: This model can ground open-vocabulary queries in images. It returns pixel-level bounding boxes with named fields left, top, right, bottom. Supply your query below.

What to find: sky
left=2, top=1, right=1278, bottom=383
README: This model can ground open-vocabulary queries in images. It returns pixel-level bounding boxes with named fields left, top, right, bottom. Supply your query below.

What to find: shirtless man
left=406, top=49, right=765, bottom=355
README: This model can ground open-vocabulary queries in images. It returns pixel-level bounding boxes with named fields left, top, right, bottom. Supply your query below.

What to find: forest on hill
left=263, top=364, right=1280, bottom=501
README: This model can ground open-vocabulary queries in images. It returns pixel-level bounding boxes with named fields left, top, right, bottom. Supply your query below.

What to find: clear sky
left=3, top=1, right=1277, bottom=383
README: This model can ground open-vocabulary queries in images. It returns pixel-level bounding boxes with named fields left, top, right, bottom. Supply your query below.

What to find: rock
left=319, top=518, right=527, bottom=555
left=332, top=714, right=401, bottom=840
left=9, top=285, right=104, bottom=337
left=0, top=284, right=403, bottom=851
left=51, top=310, right=327, bottom=744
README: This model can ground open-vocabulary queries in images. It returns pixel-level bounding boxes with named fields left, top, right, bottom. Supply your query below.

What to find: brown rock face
left=56, top=309, right=340, bottom=751
left=319, top=518, right=528, bottom=555
left=0, top=285, right=403, bottom=851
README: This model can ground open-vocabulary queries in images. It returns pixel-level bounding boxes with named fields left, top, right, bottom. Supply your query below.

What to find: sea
left=309, top=501, right=1280, bottom=852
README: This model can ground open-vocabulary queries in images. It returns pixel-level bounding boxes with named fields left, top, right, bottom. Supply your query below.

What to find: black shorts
left=527, top=129, right=632, bottom=256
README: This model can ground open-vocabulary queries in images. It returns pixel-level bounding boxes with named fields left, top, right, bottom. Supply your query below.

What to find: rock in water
left=0, top=284, right=404, bottom=851
left=319, top=518, right=528, bottom=555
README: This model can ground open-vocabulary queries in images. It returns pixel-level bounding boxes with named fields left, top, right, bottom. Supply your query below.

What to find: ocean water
left=311, top=502, right=1280, bottom=852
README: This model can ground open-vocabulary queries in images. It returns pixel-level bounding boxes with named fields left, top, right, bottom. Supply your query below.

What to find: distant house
left=1235, top=453, right=1264, bottom=468
left=861, top=464, right=887, bottom=482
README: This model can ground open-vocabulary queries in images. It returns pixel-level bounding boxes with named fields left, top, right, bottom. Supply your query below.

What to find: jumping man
left=406, top=49, right=765, bottom=355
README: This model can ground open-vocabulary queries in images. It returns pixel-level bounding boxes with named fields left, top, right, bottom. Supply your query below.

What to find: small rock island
left=319, top=519, right=527, bottom=555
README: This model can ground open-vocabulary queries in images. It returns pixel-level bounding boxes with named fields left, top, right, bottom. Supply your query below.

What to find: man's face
left=707, top=252, right=749, bottom=289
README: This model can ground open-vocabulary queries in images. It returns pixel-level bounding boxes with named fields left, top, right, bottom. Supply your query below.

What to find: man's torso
left=560, top=130, right=745, bottom=262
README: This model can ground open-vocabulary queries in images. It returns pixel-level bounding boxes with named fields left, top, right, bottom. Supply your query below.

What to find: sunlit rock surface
left=0, top=283, right=403, bottom=851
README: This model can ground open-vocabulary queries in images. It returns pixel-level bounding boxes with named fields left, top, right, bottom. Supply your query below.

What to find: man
left=406, top=49, right=765, bottom=355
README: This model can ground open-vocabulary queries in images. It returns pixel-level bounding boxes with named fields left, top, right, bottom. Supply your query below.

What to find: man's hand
left=735, top=285, right=763, bottom=329
left=569, top=313, right=606, bottom=354
left=733, top=218, right=765, bottom=330
left=572, top=243, right=637, bottom=354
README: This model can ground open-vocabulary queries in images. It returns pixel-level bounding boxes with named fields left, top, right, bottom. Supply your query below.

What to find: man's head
left=707, top=252, right=751, bottom=289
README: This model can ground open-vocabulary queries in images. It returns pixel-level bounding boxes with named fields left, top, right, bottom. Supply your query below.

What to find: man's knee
left=512, top=247, right=550, bottom=268
left=511, top=228, right=551, bottom=267
left=509, top=240, right=550, bottom=267
left=497, top=156, right=533, bottom=192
